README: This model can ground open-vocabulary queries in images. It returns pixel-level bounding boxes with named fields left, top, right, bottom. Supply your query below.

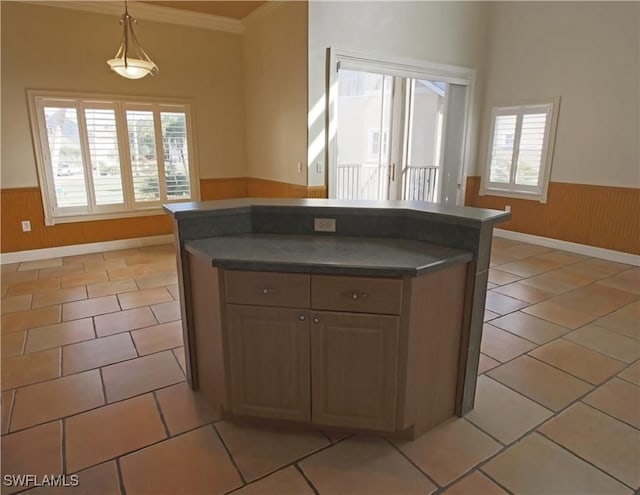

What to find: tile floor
left=1, top=239, right=639, bottom=495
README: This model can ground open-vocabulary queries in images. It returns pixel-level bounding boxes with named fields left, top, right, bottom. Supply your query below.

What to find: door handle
left=391, top=163, right=396, bottom=181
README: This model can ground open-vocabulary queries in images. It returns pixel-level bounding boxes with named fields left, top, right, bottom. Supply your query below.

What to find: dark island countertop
left=185, top=233, right=473, bottom=277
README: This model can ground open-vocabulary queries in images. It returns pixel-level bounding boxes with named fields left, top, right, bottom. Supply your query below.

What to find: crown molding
left=22, top=1, right=245, bottom=34
left=242, top=1, right=284, bottom=25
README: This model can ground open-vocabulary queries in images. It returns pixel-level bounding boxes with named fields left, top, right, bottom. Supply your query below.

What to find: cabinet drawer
left=225, top=270, right=310, bottom=308
left=312, top=275, right=402, bottom=315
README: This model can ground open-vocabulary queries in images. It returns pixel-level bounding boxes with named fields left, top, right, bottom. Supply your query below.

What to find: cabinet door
left=310, top=312, right=399, bottom=431
left=226, top=305, right=310, bottom=422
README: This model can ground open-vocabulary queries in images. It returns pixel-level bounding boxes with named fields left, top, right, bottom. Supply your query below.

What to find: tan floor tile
left=490, top=311, right=569, bottom=344
left=126, top=253, right=175, bottom=266
left=465, top=376, right=552, bottom=444
left=1, top=421, right=62, bottom=494
left=31, top=285, right=87, bottom=309
left=24, top=461, right=121, bottom=495
left=593, top=301, right=640, bottom=340
left=299, top=436, right=436, bottom=495
left=497, top=257, right=559, bottom=278
left=561, top=259, right=631, bottom=280
left=491, top=281, right=554, bottom=304
left=25, top=318, right=94, bottom=353
left=522, top=300, right=596, bottom=329
left=36, top=263, right=85, bottom=279
left=499, top=243, right=552, bottom=259
left=62, top=296, right=120, bottom=321
left=134, top=273, right=178, bottom=290
left=232, top=466, right=314, bottom=495
left=483, top=309, right=499, bottom=322
left=102, top=248, right=142, bottom=260
left=60, top=271, right=109, bottom=289
left=86, top=278, right=138, bottom=299
left=1, top=294, right=32, bottom=314
left=565, top=324, right=640, bottom=363
left=155, top=382, right=220, bottom=436
left=120, top=426, right=241, bottom=495
left=490, top=252, right=521, bottom=266
left=150, top=300, right=181, bottom=323
left=102, top=351, right=185, bottom=402
left=62, top=253, right=105, bottom=265
left=488, top=355, right=593, bottom=411
left=65, top=394, right=166, bottom=473
left=167, top=283, right=180, bottom=300
left=395, top=418, right=501, bottom=486
left=83, top=258, right=127, bottom=273
left=619, top=360, right=640, bottom=385
left=216, top=421, right=330, bottom=482
left=530, top=339, right=627, bottom=384
left=94, top=306, right=157, bottom=337
left=63, top=333, right=137, bottom=375
left=1, top=270, right=38, bottom=293
left=549, top=284, right=638, bottom=317
left=478, top=353, right=500, bottom=374
left=482, top=433, right=631, bottom=495
left=18, top=258, right=62, bottom=271
left=173, top=347, right=186, bottom=375
left=2, top=331, right=25, bottom=358
left=108, top=262, right=175, bottom=282
left=11, top=370, right=104, bottom=431
left=598, top=267, right=640, bottom=294
left=139, top=244, right=176, bottom=255
left=1, top=348, right=60, bottom=391
left=487, top=269, right=522, bottom=286
left=520, top=270, right=590, bottom=295
left=440, top=471, right=508, bottom=495
left=480, top=324, right=536, bottom=362
left=2, top=390, right=15, bottom=434
left=131, top=321, right=183, bottom=356
left=583, top=378, right=640, bottom=429
left=485, top=291, right=529, bottom=315
left=6, top=276, right=61, bottom=296
left=117, top=288, right=172, bottom=310
left=1, top=305, right=61, bottom=334
left=322, top=430, right=351, bottom=443
left=532, top=250, right=586, bottom=266
left=539, top=403, right=640, bottom=489
left=1, top=262, right=20, bottom=273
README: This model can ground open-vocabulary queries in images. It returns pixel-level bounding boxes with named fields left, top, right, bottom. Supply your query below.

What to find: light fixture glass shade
left=108, top=4, right=158, bottom=79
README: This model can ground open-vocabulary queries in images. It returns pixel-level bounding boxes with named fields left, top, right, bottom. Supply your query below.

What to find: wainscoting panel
left=465, top=177, right=640, bottom=255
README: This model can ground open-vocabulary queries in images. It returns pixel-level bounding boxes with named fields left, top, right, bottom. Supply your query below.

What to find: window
left=28, top=91, right=198, bottom=225
left=481, top=99, right=559, bottom=202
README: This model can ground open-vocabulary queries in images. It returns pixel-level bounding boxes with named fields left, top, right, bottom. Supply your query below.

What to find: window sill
left=479, top=187, right=547, bottom=204
left=46, top=207, right=171, bottom=226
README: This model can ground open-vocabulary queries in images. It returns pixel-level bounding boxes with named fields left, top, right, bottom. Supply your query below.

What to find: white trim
left=0, top=235, right=174, bottom=265
left=493, top=229, right=640, bottom=267
left=242, top=1, right=283, bottom=25
left=23, top=1, right=245, bottom=34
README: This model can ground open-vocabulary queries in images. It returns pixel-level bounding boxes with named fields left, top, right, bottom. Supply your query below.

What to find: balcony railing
left=336, top=164, right=438, bottom=202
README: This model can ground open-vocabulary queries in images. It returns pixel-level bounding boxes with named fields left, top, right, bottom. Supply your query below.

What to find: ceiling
left=141, top=1, right=267, bottom=20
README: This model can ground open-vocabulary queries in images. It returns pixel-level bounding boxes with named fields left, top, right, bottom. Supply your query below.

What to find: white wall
left=478, top=1, right=640, bottom=187
left=1, top=2, right=246, bottom=188
left=243, top=2, right=308, bottom=186
left=308, top=1, right=491, bottom=186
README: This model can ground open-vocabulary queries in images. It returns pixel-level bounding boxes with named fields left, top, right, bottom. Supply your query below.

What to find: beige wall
left=477, top=1, right=640, bottom=187
left=308, top=1, right=491, bottom=186
left=1, top=1, right=247, bottom=189
left=243, top=2, right=308, bottom=186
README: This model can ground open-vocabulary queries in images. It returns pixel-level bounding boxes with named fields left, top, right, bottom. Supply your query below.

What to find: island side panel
left=187, top=252, right=227, bottom=412
left=402, top=263, right=468, bottom=437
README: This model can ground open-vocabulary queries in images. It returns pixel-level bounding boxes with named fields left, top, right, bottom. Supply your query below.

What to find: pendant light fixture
left=107, top=1, right=158, bottom=79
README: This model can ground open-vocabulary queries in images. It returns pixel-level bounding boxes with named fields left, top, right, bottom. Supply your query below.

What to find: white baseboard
left=494, top=229, right=640, bottom=267
left=0, top=234, right=174, bottom=265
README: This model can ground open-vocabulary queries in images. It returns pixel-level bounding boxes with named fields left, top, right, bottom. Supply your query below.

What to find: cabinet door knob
left=313, top=317, right=320, bottom=324
left=351, top=292, right=368, bottom=300
left=299, top=315, right=306, bottom=321
left=261, top=287, right=278, bottom=295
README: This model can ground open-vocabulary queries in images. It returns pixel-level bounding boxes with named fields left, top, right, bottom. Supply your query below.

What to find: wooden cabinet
left=226, top=304, right=310, bottom=422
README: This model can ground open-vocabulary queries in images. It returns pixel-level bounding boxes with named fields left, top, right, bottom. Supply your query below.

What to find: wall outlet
left=316, top=161, right=324, bottom=174
left=297, top=162, right=302, bottom=173
left=314, top=217, right=336, bottom=232
left=21, top=220, right=31, bottom=232
left=504, top=205, right=511, bottom=212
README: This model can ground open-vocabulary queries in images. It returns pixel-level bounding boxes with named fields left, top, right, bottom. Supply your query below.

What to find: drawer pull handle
left=299, top=315, right=306, bottom=321
left=313, top=317, right=320, bottom=324
left=260, top=287, right=278, bottom=295
left=344, top=291, right=368, bottom=300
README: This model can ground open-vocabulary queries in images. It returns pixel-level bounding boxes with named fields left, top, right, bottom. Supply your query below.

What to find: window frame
left=27, top=90, right=200, bottom=226
left=480, top=98, right=559, bottom=203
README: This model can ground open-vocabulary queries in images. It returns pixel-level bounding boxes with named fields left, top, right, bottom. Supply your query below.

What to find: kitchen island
left=164, top=198, right=509, bottom=439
